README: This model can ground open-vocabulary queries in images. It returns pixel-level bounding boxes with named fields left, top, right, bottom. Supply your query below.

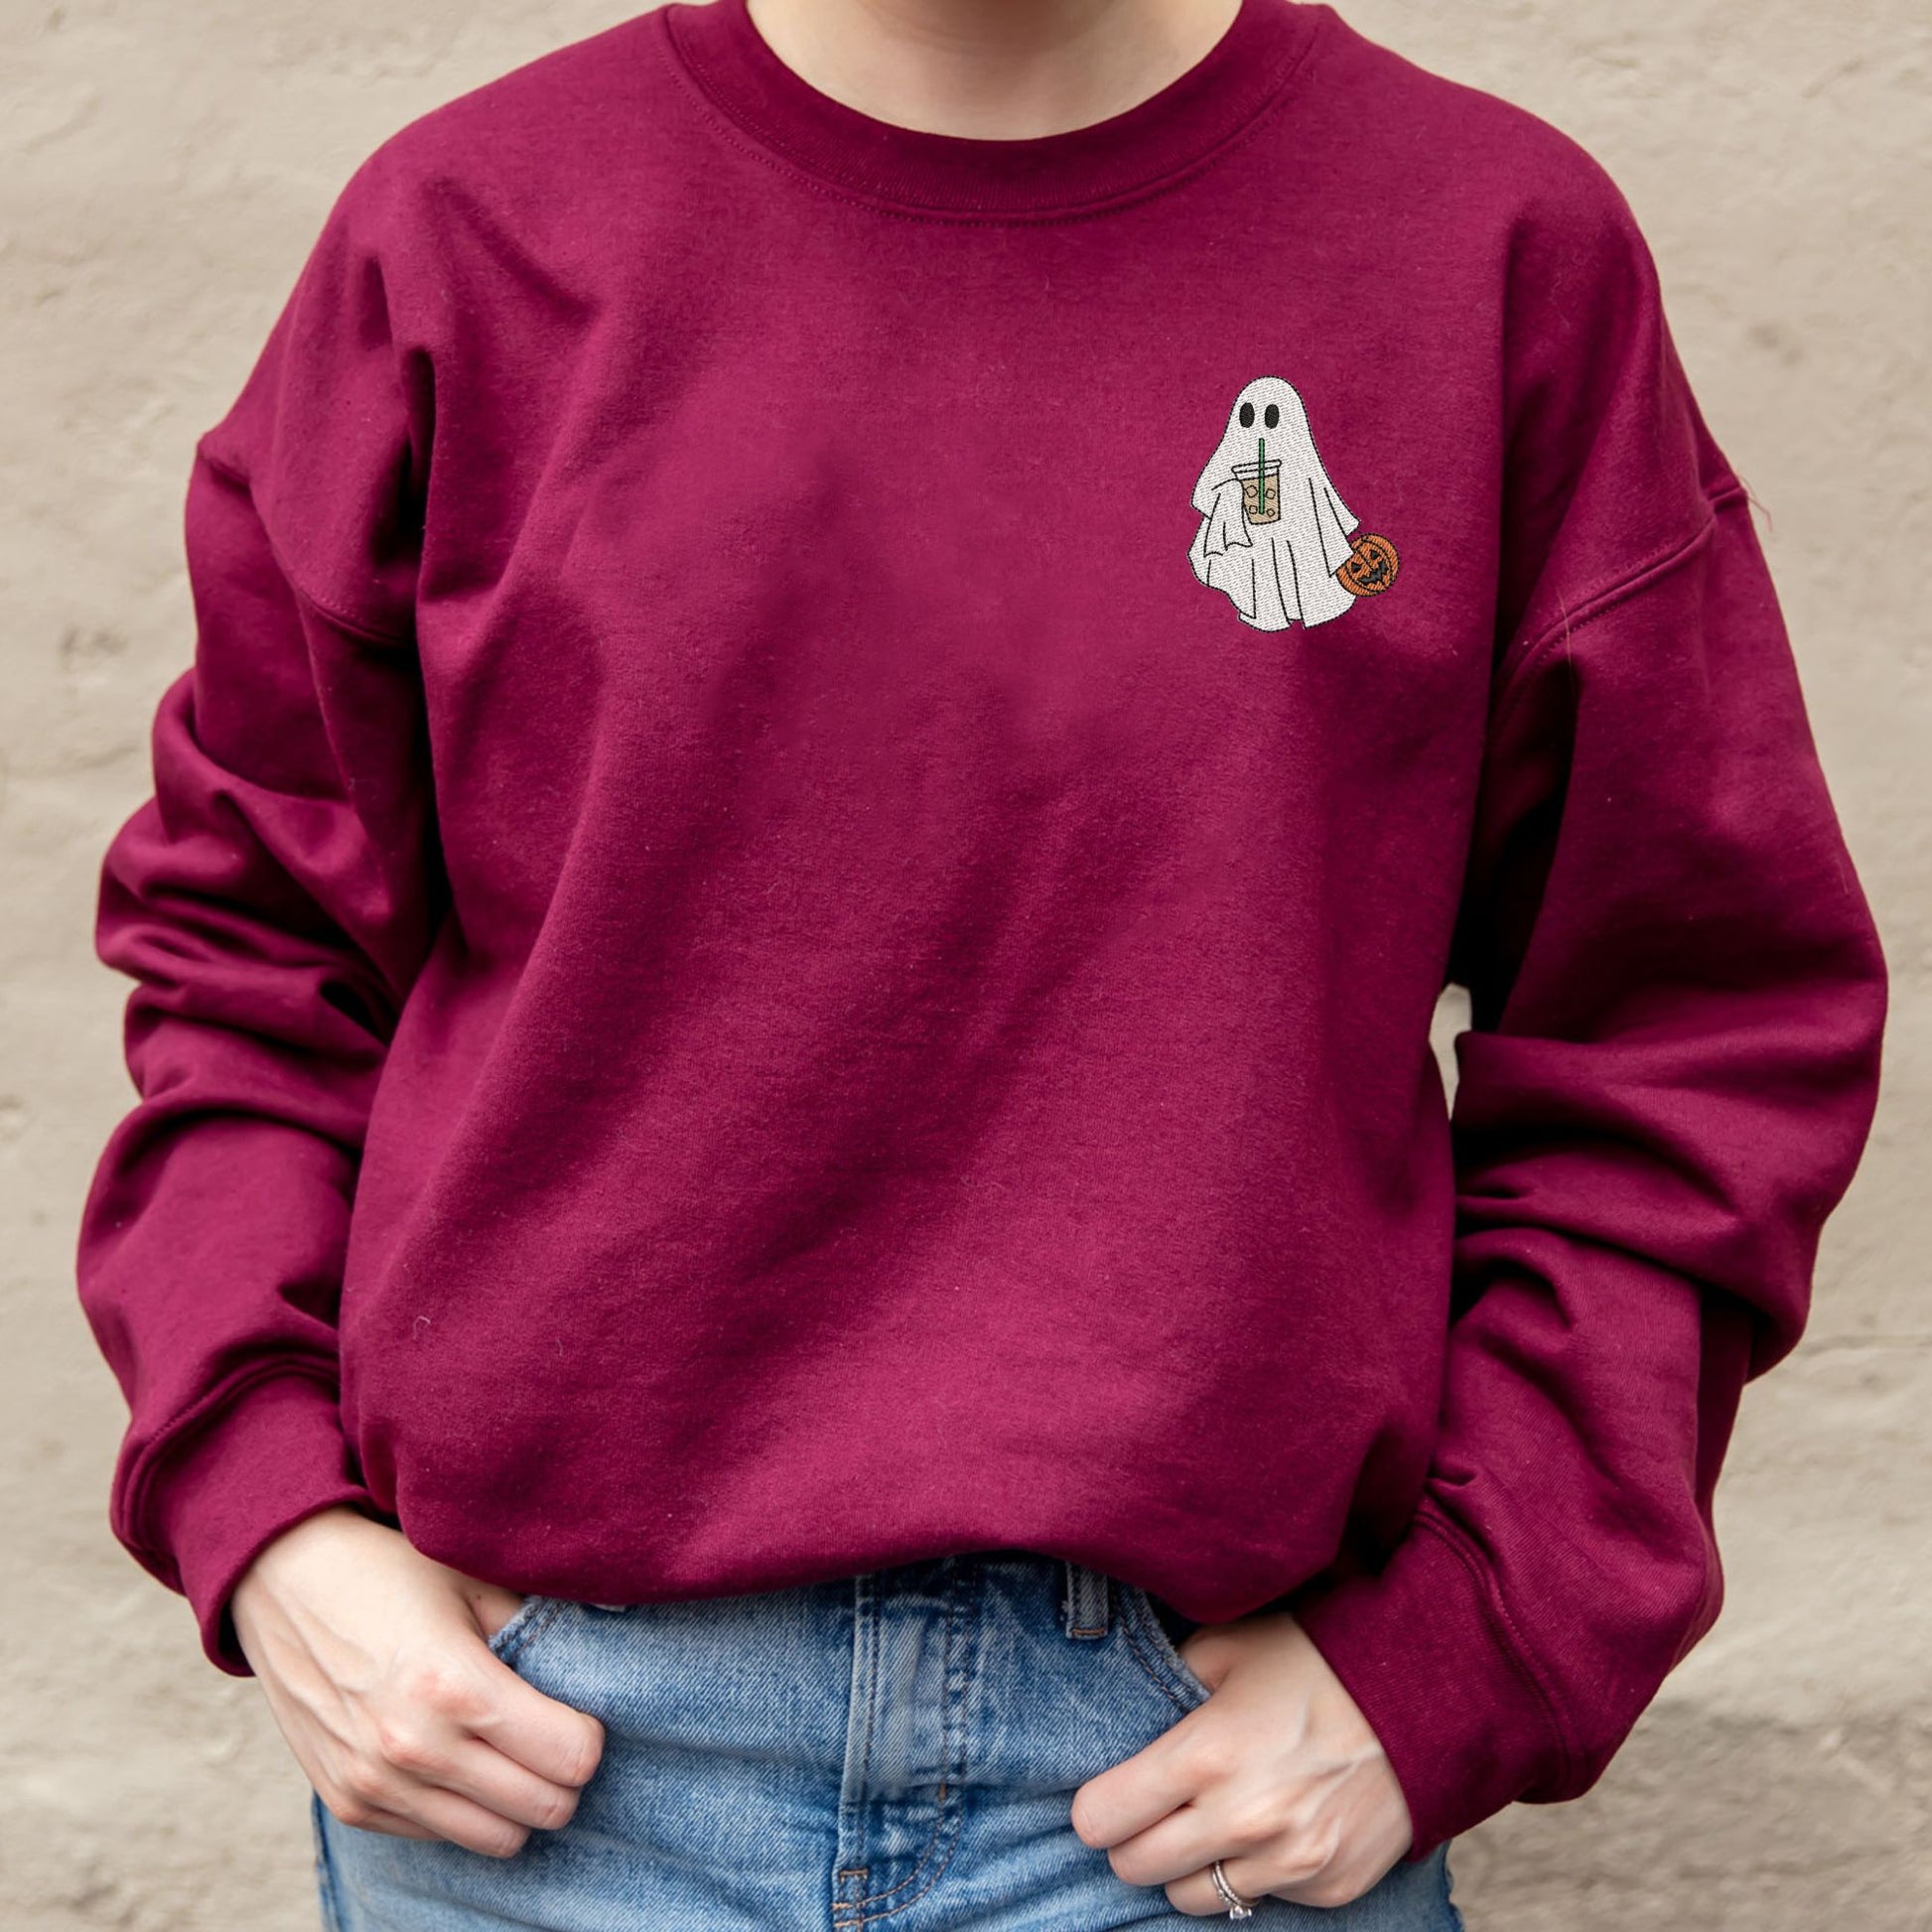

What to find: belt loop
left=1062, top=1559, right=1110, bottom=1640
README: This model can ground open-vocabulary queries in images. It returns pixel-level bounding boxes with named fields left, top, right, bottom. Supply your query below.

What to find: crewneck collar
left=658, top=0, right=1327, bottom=219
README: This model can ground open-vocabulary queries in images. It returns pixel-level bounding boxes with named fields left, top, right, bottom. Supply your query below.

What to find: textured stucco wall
left=3, top=1, right=1925, bottom=1926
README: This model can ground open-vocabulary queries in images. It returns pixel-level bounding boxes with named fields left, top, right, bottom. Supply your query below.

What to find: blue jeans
left=312, top=1550, right=1464, bottom=1929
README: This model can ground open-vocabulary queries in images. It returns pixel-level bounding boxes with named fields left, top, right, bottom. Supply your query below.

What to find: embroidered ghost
left=1188, top=377, right=1385, bottom=631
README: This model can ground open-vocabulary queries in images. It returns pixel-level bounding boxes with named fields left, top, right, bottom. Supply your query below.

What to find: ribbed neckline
left=657, top=0, right=1327, bottom=219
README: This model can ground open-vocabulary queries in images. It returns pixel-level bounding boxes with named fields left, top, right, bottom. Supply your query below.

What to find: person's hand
left=229, top=1503, right=605, bottom=1858
left=1069, top=1609, right=1412, bottom=1912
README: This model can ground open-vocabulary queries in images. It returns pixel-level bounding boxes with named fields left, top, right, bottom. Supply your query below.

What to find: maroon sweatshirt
left=76, top=0, right=1886, bottom=1861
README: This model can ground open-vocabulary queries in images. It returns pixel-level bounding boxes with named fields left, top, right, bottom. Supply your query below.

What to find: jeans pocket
left=484, top=1592, right=565, bottom=1666
left=1114, top=1583, right=1214, bottom=1712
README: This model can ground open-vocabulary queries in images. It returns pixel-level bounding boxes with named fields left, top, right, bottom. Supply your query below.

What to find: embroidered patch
left=1187, top=377, right=1398, bottom=631
left=1338, top=530, right=1399, bottom=597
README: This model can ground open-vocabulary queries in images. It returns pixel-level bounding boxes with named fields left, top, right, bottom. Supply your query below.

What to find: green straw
left=1257, top=435, right=1267, bottom=515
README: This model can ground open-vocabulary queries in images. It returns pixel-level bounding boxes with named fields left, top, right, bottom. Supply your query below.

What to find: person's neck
left=741, top=0, right=1246, bottom=140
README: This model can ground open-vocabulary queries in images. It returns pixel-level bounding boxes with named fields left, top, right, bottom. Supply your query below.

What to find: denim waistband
left=314, top=1543, right=1458, bottom=1929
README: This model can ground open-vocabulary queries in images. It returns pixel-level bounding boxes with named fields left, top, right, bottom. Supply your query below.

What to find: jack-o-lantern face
left=1337, top=532, right=1399, bottom=596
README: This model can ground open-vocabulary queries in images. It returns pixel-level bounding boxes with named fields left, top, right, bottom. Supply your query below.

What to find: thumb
left=460, top=1580, right=535, bottom=1648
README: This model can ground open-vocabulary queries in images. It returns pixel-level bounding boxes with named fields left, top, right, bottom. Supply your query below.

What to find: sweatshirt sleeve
left=1289, top=167, right=1888, bottom=1859
left=74, top=144, right=439, bottom=1676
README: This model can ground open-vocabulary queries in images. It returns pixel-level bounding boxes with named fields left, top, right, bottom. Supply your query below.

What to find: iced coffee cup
left=1232, top=459, right=1283, bottom=525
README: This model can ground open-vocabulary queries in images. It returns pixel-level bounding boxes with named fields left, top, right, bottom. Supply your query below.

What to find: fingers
left=1068, top=1709, right=1214, bottom=1851
left=1069, top=1608, right=1410, bottom=1915
left=313, top=1637, right=607, bottom=1857
left=1101, top=1805, right=1222, bottom=1887
left=1101, top=1797, right=1362, bottom=1915
left=468, top=1652, right=609, bottom=1790
left=1093, top=1763, right=1373, bottom=1910
left=364, top=1696, right=598, bottom=1834
left=316, top=1774, right=543, bottom=1860
left=1168, top=1846, right=1364, bottom=1915
left=312, top=1794, right=441, bottom=1843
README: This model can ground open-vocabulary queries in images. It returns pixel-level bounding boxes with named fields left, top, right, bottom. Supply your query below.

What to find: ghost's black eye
left=1264, top=403, right=1280, bottom=429
left=1238, top=402, right=1255, bottom=428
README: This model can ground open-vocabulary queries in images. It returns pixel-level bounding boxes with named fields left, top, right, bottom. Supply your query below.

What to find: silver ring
left=1210, top=1859, right=1255, bottom=1919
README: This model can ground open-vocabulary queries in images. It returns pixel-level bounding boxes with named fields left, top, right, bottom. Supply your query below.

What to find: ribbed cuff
left=141, top=1373, right=380, bottom=1676
left=1288, top=1506, right=1574, bottom=1861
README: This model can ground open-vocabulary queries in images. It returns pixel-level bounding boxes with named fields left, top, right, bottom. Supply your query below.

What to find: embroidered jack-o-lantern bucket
left=1336, top=532, right=1399, bottom=596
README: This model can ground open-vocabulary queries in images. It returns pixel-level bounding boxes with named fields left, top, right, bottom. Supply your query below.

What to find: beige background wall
left=3, top=1, right=1925, bottom=1925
